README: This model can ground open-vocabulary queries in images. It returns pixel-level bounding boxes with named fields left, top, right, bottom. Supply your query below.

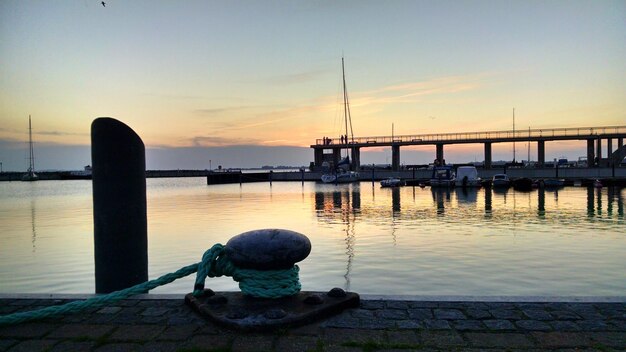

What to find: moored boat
left=491, top=174, right=510, bottom=188
left=454, top=166, right=481, bottom=187
left=543, top=178, right=565, bottom=188
left=430, top=166, right=456, bottom=187
left=380, top=177, right=404, bottom=187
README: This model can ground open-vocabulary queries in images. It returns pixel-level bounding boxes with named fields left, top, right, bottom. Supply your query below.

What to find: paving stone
left=434, top=309, right=466, bottom=320
left=482, top=319, right=515, bottom=331
left=155, top=325, right=198, bottom=340
left=377, top=309, right=408, bottom=320
left=453, top=320, right=485, bottom=331
left=422, top=319, right=452, bottom=330
left=460, top=302, right=489, bottom=310
left=138, top=341, right=179, bottom=352
left=110, top=325, right=165, bottom=341
left=48, top=341, right=96, bottom=352
left=0, top=323, right=56, bottom=338
left=98, top=306, right=123, bottom=314
left=396, top=320, right=424, bottom=329
left=577, top=319, right=610, bottom=331
left=323, top=328, right=386, bottom=344
left=183, top=334, right=231, bottom=350
left=550, top=310, right=581, bottom=320
left=521, top=308, right=553, bottom=320
left=386, top=301, right=409, bottom=309
left=0, top=339, right=18, bottom=351
left=407, top=308, right=433, bottom=320
left=6, top=339, right=57, bottom=352
left=320, top=314, right=360, bottom=328
left=350, top=309, right=375, bottom=319
left=48, top=324, right=115, bottom=339
left=465, top=333, right=534, bottom=348
left=408, top=302, right=438, bottom=309
left=139, top=307, right=170, bottom=317
left=586, top=332, right=626, bottom=347
left=357, top=318, right=396, bottom=329
left=515, top=320, right=551, bottom=331
left=231, top=335, right=275, bottom=352
left=465, top=309, right=491, bottom=320
left=489, top=309, right=523, bottom=320
left=551, top=320, right=581, bottom=331
left=360, top=300, right=385, bottom=310
left=531, top=332, right=593, bottom=348
left=386, top=330, right=420, bottom=345
left=419, top=331, right=465, bottom=347
left=94, top=342, right=142, bottom=352
left=485, top=302, right=517, bottom=309
left=275, top=336, right=320, bottom=352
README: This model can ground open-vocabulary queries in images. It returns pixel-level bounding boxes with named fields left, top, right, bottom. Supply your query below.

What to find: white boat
left=454, top=166, right=481, bottom=187
left=22, top=115, right=38, bottom=182
left=380, top=177, right=404, bottom=187
left=491, top=174, right=510, bottom=188
left=430, top=166, right=456, bottom=187
left=321, top=58, right=359, bottom=184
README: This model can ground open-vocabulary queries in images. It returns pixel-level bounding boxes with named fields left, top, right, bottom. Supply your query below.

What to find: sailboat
left=22, top=115, right=38, bottom=182
left=321, top=58, right=360, bottom=184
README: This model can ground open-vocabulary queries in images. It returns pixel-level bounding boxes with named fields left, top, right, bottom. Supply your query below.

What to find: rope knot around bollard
left=0, top=229, right=360, bottom=330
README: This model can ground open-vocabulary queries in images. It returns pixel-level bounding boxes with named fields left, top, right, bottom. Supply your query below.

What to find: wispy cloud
left=193, top=106, right=253, bottom=116
left=37, top=130, right=88, bottom=137
left=189, top=135, right=262, bottom=147
left=265, top=68, right=330, bottom=85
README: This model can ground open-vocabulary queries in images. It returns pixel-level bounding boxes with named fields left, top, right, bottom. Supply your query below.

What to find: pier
left=312, top=125, right=626, bottom=171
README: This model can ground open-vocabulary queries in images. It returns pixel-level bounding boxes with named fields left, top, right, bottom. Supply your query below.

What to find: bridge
left=311, top=125, right=626, bottom=170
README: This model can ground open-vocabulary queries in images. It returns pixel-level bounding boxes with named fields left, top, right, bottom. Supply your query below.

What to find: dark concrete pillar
left=484, top=142, right=492, bottom=169
left=537, top=140, right=545, bottom=167
left=314, top=148, right=323, bottom=169
left=392, top=145, right=400, bottom=171
left=596, top=139, right=602, bottom=166
left=618, top=138, right=623, bottom=150
left=607, top=138, right=613, bottom=159
left=91, top=117, right=148, bottom=294
left=587, top=139, right=595, bottom=168
left=332, top=148, right=341, bottom=168
left=350, top=147, right=361, bottom=171
left=436, top=144, right=444, bottom=164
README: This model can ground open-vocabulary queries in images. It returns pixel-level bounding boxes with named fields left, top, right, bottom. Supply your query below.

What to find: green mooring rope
left=0, top=243, right=301, bottom=326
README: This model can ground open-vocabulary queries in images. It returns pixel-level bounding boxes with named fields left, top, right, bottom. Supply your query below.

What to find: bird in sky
left=101, top=1, right=106, bottom=7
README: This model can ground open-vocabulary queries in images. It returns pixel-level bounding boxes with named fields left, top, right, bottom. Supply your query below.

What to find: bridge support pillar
left=333, top=148, right=341, bottom=169
left=484, top=143, right=492, bottom=169
left=596, top=139, right=602, bottom=166
left=537, top=140, right=545, bottom=167
left=619, top=138, right=624, bottom=150
left=436, top=144, right=444, bottom=165
left=587, top=139, right=595, bottom=167
left=392, top=145, right=400, bottom=171
left=351, top=147, right=361, bottom=171
left=314, top=148, right=323, bottom=170
left=607, top=138, right=613, bottom=160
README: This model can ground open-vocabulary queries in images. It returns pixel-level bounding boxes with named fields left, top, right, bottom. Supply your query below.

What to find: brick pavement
left=0, top=296, right=624, bottom=351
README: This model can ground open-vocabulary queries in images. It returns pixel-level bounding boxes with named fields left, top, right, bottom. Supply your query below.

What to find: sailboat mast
left=341, top=58, right=354, bottom=144
left=512, top=108, right=516, bottom=163
left=28, top=115, right=35, bottom=173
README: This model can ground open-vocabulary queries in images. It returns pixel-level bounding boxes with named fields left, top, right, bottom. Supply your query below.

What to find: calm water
left=0, top=178, right=624, bottom=296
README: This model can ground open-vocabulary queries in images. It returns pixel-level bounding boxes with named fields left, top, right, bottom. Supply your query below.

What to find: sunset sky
left=1, top=0, right=624, bottom=170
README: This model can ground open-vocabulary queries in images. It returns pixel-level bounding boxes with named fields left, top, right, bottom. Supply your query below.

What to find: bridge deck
left=312, top=125, right=626, bottom=148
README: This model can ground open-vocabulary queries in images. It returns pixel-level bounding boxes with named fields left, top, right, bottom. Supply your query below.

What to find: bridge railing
left=314, top=126, right=626, bottom=146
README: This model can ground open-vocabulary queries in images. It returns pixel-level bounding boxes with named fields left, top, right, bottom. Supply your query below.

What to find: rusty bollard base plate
left=185, top=289, right=360, bottom=331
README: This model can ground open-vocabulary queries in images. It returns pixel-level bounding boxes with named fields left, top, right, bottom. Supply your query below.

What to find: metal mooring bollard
left=91, top=117, right=148, bottom=293
left=185, top=229, right=360, bottom=331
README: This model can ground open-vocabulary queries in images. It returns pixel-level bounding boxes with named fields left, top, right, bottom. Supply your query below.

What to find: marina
left=1, top=178, right=624, bottom=296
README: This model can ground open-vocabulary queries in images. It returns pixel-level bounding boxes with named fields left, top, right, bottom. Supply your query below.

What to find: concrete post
left=618, top=138, right=624, bottom=150
left=484, top=142, right=492, bottom=169
left=436, top=144, right=444, bottom=165
left=392, top=145, right=400, bottom=171
left=587, top=139, right=595, bottom=168
left=313, top=148, right=324, bottom=170
left=91, top=117, right=148, bottom=294
left=607, top=138, right=613, bottom=161
left=596, top=139, right=602, bottom=166
left=350, top=147, right=361, bottom=171
left=537, top=140, right=545, bottom=167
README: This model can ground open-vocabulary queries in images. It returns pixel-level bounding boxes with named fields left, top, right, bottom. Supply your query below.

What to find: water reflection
left=30, top=199, right=37, bottom=252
